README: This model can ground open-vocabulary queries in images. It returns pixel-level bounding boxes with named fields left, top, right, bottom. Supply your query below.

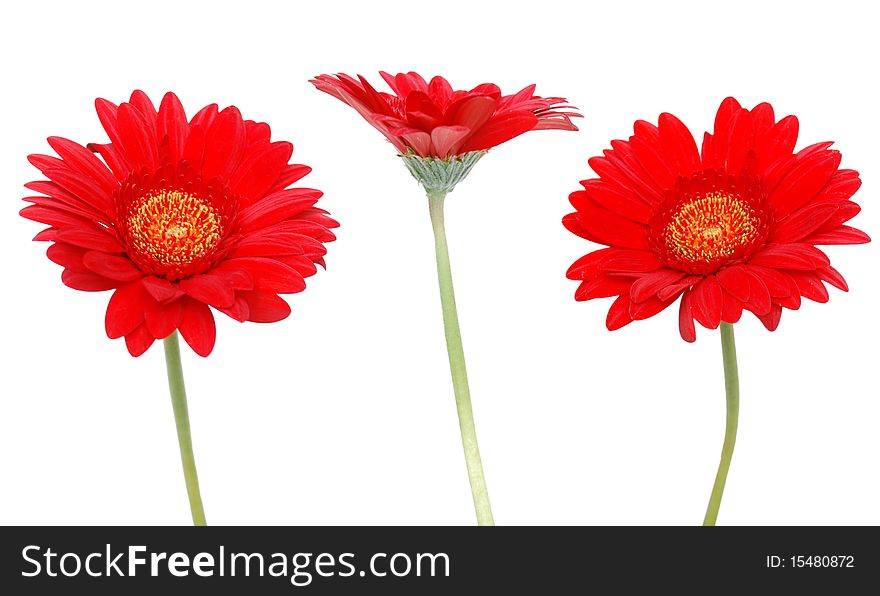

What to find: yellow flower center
left=126, top=190, right=221, bottom=267
left=664, top=192, right=760, bottom=265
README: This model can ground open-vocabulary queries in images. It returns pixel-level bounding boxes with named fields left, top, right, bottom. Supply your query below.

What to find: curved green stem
left=427, top=190, right=494, bottom=526
left=163, top=332, right=207, bottom=526
left=703, top=322, right=740, bottom=526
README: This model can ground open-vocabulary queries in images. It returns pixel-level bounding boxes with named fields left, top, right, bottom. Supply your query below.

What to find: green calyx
left=400, top=150, right=487, bottom=194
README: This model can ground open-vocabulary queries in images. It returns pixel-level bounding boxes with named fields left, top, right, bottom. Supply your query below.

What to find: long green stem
left=703, top=322, right=740, bottom=526
left=163, top=332, right=207, bottom=526
left=427, top=190, right=494, bottom=526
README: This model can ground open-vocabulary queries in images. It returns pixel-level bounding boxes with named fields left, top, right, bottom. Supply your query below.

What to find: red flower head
left=311, top=71, right=580, bottom=157
left=312, top=72, right=580, bottom=194
left=22, top=91, right=338, bottom=357
left=564, top=98, right=869, bottom=341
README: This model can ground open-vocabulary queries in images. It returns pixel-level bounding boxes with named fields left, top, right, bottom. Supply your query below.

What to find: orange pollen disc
left=664, top=192, right=760, bottom=264
left=126, top=190, right=221, bottom=266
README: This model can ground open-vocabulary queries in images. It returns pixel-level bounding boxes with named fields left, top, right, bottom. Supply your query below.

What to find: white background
left=1, top=0, right=877, bottom=526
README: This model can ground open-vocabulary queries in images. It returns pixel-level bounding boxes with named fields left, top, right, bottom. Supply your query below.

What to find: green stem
left=703, top=322, right=740, bottom=526
left=163, top=332, right=207, bottom=526
left=427, top=190, right=494, bottom=526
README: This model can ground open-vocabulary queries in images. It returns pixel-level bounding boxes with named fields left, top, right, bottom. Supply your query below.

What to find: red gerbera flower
left=313, top=71, right=579, bottom=525
left=564, top=97, right=868, bottom=341
left=310, top=71, right=580, bottom=158
left=22, top=90, right=338, bottom=357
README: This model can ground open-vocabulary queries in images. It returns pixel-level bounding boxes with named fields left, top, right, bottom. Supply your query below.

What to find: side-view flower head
left=22, top=90, right=338, bottom=356
left=311, top=71, right=580, bottom=158
left=564, top=97, right=869, bottom=341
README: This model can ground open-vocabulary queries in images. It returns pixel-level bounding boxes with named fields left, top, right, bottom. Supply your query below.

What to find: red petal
left=403, top=91, right=443, bottom=130
left=678, top=290, right=696, bottom=342
left=208, top=266, right=254, bottom=291
left=87, top=142, right=129, bottom=180
left=805, top=226, right=870, bottom=245
left=575, top=276, right=633, bottom=300
left=630, top=128, right=675, bottom=188
left=598, top=249, right=662, bottom=273
left=771, top=202, right=841, bottom=243
left=116, top=103, right=158, bottom=171
left=228, top=234, right=307, bottom=259
left=128, top=90, right=158, bottom=131
left=788, top=271, right=829, bottom=303
left=588, top=153, right=650, bottom=203
left=461, top=112, right=538, bottom=152
left=749, top=102, right=775, bottom=136
left=238, top=188, right=322, bottom=232
left=267, top=164, right=313, bottom=194
left=720, top=290, right=744, bottom=324
left=144, top=296, right=183, bottom=339
left=593, top=147, right=664, bottom=204
left=222, top=257, right=306, bottom=293
left=705, top=98, right=744, bottom=170
left=657, top=275, right=702, bottom=301
left=23, top=192, right=106, bottom=222
left=190, top=103, right=219, bottom=130
left=105, top=282, right=147, bottom=339
left=769, top=149, right=841, bottom=218
left=34, top=166, right=114, bottom=215
left=46, top=137, right=117, bottom=194
left=399, top=130, right=432, bottom=156
left=716, top=266, right=751, bottom=302
left=230, top=142, right=293, bottom=202
left=82, top=251, right=142, bottom=281
left=658, top=113, right=700, bottom=175
left=629, top=269, right=686, bottom=303
left=754, top=115, right=798, bottom=170
left=178, top=299, right=216, bottom=357
left=158, top=92, right=188, bottom=164
left=430, top=125, right=470, bottom=157
left=758, top=304, right=783, bottom=331
left=142, top=276, right=184, bottom=302
left=572, top=199, right=651, bottom=250
left=741, top=270, right=772, bottom=316
left=55, top=226, right=123, bottom=253
left=446, top=95, right=496, bottom=131
left=94, top=97, right=122, bottom=146
left=746, top=265, right=795, bottom=297
left=749, top=243, right=830, bottom=270
left=182, top=124, right=208, bottom=168
left=562, top=212, right=590, bottom=241
left=817, top=266, right=849, bottom=292
left=62, top=269, right=117, bottom=291
left=217, top=296, right=250, bottom=323
left=573, top=182, right=653, bottom=224
left=124, top=323, right=155, bottom=357
left=566, top=248, right=615, bottom=280
left=606, top=294, right=634, bottom=331
left=240, top=291, right=291, bottom=323
left=179, top=274, right=236, bottom=308
left=690, top=276, right=722, bottom=329
left=20, top=204, right=92, bottom=230
left=629, top=293, right=679, bottom=321
left=47, top=242, right=87, bottom=271
left=277, top=255, right=318, bottom=278
left=34, top=228, right=59, bottom=242
left=202, top=106, right=246, bottom=181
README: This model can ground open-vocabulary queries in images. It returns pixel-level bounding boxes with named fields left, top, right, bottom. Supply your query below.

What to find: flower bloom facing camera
left=564, top=97, right=867, bottom=341
left=313, top=71, right=580, bottom=525
left=21, top=90, right=338, bottom=525
left=564, top=97, right=868, bottom=526
left=23, top=90, right=338, bottom=357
